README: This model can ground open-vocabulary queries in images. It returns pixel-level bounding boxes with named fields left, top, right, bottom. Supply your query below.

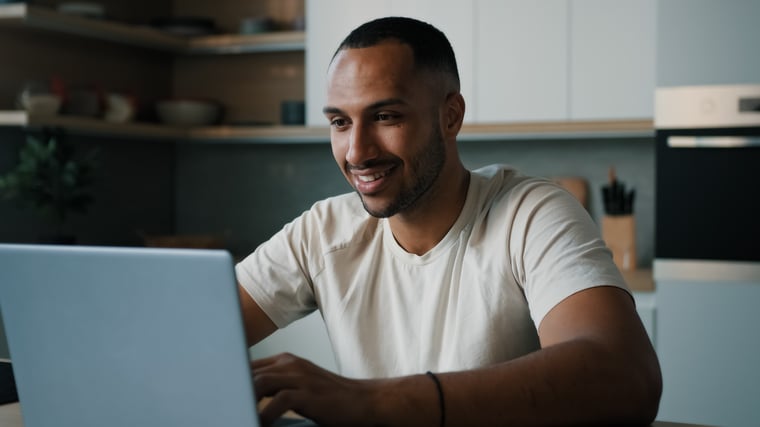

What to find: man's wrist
left=363, top=375, right=443, bottom=427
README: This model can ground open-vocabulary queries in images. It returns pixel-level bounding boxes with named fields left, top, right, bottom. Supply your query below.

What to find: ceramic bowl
left=19, top=94, right=62, bottom=115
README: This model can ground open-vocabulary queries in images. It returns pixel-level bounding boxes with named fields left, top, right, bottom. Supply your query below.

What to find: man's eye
left=376, top=113, right=397, bottom=121
left=330, top=118, right=348, bottom=128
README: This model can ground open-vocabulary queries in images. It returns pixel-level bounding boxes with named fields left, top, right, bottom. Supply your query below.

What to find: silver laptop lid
left=0, top=244, right=259, bottom=427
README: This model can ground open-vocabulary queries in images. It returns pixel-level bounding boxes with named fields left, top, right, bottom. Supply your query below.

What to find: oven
left=655, top=84, right=760, bottom=263
left=653, top=84, right=760, bottom=427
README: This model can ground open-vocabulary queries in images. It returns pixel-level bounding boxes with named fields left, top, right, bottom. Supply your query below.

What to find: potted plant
left=0, top=134, right=97, bottom=244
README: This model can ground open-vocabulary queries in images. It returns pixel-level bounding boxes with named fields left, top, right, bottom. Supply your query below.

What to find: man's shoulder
left=471, top=164, right=554, bottom=204
left=468, top=165, right=581, bottom=231
left=308, top=192, right=367, bottom=222
left=295, top=192, right=379, bottom=252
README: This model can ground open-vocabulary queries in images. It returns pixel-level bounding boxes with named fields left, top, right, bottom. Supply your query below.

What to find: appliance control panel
left=655, top=84, right=760, bottom=129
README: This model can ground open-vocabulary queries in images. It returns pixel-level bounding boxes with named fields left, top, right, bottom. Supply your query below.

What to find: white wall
left=657, top=0, right=760, bottom=86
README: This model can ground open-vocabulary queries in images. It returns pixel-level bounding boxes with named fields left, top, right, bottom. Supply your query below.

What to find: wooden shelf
left=188, top=124, right=329, bottom=143
left=0, top=110, right=25, bottom=126
left=0, top=5, right=652, bottom=143
left=0, top=111, right=654, bottom=143
left=188, top=31, right=306, bottom=54
left=0, top=4, right=305, bottom=54
left=459, top=120, right=654, bottom=141
left=0, top=111, right=328, bottom=143
left=1, top=111, right=180, bottom=139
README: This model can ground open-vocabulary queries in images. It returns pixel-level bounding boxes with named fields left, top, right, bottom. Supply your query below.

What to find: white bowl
left=104, top=93, right=135, bottom=123
left=156, top=99, right=221, bottom=126
left=19, top=94, right=62, bottom=116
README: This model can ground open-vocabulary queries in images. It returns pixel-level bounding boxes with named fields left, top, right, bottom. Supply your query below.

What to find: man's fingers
left=251, top=352, right=305, bottom=371
left=250, top=352, right=290, bottom=370
left=254, top=371, right=302, bottom=396
left=258, top=389, right=306, bottom=427
left=248, top=353, right=358, bottom=426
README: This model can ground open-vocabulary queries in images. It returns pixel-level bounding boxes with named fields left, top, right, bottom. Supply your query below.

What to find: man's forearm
left=372, top=338, right=660, bottom=427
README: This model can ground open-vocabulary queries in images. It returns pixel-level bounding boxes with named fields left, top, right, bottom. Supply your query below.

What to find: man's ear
left=443, top=92, right=465, bottom=136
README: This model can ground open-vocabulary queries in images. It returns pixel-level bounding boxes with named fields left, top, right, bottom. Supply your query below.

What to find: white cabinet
left=474, top=0, right=569, bottom=123
left=655, top=261, right=760, bottom=427
left=306, top=0, right=473, bottom=125
left=474, top=0, right=656, bottom=123
left=307, top=0, right=656, bottom=126
left=570, top=0, right=656, bottom=120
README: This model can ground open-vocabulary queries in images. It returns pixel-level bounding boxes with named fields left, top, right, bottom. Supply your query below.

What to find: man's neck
left=388, top=166, right=471, bottom=256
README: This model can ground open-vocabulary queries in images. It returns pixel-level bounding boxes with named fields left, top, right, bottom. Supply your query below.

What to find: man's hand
left=251, top=353, right=378, bottom=427
left=252, top=353, right=442, bottom=427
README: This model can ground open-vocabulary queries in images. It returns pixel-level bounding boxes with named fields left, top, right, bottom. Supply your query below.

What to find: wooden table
left=0, top=402, right=714, bottom=426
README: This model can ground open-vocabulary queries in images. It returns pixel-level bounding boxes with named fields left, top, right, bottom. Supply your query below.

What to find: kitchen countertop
left=622, top=268, right=655, bottom=292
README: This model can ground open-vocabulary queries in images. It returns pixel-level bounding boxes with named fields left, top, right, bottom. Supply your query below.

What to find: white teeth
left=357, top=171, right=388, bottom=182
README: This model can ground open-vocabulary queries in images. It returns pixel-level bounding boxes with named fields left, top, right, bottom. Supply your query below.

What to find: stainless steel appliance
left=654, top=84, right=760, bottom=427
left=655, top=84, right=760, bottom=262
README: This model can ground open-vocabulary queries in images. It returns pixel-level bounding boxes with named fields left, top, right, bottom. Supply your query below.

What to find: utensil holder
left=602, top=214, right=637, bottom=271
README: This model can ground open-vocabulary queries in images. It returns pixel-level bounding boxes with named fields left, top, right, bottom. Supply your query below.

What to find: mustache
left=346, top=158, right=400, bottom=171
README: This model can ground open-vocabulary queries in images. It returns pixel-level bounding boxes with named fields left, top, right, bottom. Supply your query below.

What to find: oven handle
left=667, top=135, right=760, bottom=148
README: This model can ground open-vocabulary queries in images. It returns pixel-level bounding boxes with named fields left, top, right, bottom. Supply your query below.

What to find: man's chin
left=357, top=193, right=397, bottom=218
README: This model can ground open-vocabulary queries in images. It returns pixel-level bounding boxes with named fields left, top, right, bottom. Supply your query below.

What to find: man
left=236, top=17, right=661, bottom=427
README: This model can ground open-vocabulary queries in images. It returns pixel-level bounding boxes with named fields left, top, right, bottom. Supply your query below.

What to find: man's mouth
left=349, top=164, right=398, bottom=193
left=356, top=169, right=393, bottom=183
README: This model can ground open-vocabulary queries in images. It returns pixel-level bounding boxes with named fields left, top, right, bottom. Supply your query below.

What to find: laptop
left=0, top=244, right=316, bottom=427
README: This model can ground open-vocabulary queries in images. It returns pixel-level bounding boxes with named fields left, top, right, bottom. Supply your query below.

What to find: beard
left=359, top=124, right=447, bottom=218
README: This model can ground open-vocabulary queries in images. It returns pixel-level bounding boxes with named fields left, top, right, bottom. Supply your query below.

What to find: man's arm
left=437, top=285, right=662, bottom=426
left=238, top=283, right=278, bottom=347
left=252, top=285, right=662, bottom=427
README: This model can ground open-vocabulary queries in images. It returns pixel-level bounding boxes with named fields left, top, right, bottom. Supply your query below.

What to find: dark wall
left=0, top=128, right=176, bottom=246
left=173, top=137, right=655, bottom=265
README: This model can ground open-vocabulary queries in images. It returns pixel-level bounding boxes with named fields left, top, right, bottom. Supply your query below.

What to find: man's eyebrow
left=368, top=98, right=407, bottom=110
left=322, top=98, right=408, bottom=116
left=322, top=106, right=344, bottom=115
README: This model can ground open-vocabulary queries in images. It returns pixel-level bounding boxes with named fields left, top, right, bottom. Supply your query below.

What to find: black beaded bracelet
left=426, top=371, right=445, bottom=427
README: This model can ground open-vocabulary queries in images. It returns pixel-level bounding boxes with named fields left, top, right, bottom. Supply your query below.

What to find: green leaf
left=0, top=134, right=98, bottom=225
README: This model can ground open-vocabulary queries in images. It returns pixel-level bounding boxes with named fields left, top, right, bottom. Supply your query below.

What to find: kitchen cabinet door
left=305, top=0, right=391, bottom=126
left=656, top=276, right=760, bottom=427
left=569, top=0, right=656, bottom=120
left=389, top=0, right=475, bottom=124
left=474, top=0, right=569, bottom=123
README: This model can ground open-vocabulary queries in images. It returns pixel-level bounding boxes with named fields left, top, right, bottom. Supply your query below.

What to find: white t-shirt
left=236, top=165, right=627, bottom=378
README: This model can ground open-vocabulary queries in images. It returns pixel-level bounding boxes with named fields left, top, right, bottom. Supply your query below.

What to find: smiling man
left=235, top=17, right=661, bottom=427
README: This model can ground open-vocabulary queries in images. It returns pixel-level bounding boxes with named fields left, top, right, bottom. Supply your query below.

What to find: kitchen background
left=0, top=130, right=655, bottom=260
left=1, top=0, right=759, bottom=426
left=2, top=0, right=757, bottom=261
left=0, top=0, right=663, bottom=262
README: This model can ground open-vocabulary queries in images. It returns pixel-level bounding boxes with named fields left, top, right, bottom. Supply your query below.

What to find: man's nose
left=345, top=122, right=379, bottom=166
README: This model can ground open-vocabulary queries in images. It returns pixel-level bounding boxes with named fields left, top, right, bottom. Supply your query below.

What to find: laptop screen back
left=0, top=244, right=259, bottom=427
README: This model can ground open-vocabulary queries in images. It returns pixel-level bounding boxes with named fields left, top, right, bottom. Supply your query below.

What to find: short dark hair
left=333, top=16, right=460, bottom=91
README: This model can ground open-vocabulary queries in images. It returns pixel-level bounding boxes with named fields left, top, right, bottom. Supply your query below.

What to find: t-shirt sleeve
left=507, top=180, right=630, bottom=329
left=235, top=211, right=318, bottom=328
